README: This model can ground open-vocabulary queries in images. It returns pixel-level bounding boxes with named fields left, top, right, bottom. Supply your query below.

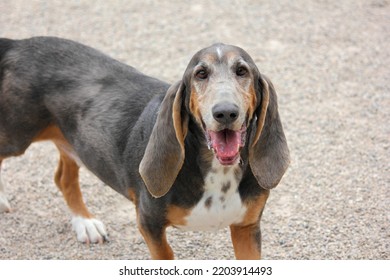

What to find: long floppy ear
left=249, top=75, right=290, bottom=189
left=139, top=81, right=188, bottom=198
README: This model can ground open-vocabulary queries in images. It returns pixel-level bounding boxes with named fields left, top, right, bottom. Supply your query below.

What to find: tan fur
left=251, top=77, right=269, bottom=148
left=34, top=125, right=92, bottom=218
left=189, top=85, right=203, bottom=126
left=166, top=205, right=190, bottom=227
left=230, top=190, right=269, bottom=259
left=172, top=82, right=189, bottom=155
left=246, top=84, right=258, bottom=123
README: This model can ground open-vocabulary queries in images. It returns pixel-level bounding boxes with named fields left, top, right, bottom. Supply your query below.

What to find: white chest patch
left=177, top=159, right=247, bottom=231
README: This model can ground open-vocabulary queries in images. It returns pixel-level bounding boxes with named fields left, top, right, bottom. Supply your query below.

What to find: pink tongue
left=208, top=129, right=241, bottom=158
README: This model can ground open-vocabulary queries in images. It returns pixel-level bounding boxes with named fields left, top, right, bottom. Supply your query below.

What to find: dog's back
left=0, top=37, right=175, bottom=244
left=0, top=38, right=13, bottom=61
left=0, top=37, right=172, bottom=243
left=0, top=38, right=14, bottom=97
left=0, top=37, right=169, bottom=195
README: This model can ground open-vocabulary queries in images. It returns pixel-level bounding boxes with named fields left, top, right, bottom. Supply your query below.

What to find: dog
left=0, top=36, right=289, bottom=259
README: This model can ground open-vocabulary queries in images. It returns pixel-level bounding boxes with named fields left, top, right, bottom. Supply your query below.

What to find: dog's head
left=140, top=43, right=290, bottom=197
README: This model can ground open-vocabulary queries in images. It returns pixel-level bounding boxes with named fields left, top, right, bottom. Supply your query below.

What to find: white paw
left=0, top=191, right=11, bottom=213
left=71, top=216, right=108, bottom=244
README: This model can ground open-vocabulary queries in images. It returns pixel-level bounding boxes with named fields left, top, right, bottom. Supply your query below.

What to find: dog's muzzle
left=206, top=125, right=246, bottom=165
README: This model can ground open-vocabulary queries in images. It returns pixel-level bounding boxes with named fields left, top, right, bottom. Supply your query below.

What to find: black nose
left=212, top=102, right=239, bottom=125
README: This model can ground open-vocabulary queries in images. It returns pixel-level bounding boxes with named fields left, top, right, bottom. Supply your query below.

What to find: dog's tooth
left=206, top=134, right=213, bottom=150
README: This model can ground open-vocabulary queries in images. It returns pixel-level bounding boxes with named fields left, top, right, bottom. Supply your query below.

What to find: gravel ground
left=0, top=0, right=389, bottom=260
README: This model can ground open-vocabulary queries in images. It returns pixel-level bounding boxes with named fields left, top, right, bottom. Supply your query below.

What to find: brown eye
left=236, top=66, right=248, bottom=76
left=196, top=69, right=208, bottom=80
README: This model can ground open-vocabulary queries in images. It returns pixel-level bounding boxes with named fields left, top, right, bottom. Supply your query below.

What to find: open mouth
left=206, top=125, right=246, bottom=165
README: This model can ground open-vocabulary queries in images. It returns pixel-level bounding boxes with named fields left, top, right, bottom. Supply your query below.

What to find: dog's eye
left=195, top=69, right=208, bottom=80
left=236, top=66, right=248, bottom=76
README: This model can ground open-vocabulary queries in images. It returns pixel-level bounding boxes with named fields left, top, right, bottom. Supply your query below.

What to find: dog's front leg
left=230, top=223, right=262, bottom=259
left=137, top=211, right=174, bottom=260
left=230, top=190, right=270, bottom=259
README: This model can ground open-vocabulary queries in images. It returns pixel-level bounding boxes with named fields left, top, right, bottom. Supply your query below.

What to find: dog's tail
left=0, top=38, right=14, bottom=63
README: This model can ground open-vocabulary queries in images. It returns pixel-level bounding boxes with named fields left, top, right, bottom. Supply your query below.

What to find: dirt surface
left=0, top=0, right=389, bottom=260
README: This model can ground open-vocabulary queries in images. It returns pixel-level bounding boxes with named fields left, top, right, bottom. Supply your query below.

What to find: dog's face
left=140, top=43, right=289, bottom=198
left=183, top=44, right=259, bottom=165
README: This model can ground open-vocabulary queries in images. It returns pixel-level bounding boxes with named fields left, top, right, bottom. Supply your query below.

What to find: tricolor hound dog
left=0, top=37, right=289, bottom=259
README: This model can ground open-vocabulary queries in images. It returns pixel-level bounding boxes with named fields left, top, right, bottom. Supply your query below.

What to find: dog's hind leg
left=54, top=148, right=108, bottom=244
left=0, top=160, right=11, bottom=213
left=34, top=125, right=108, bottom=244
left=35, top=125, right=108, bottom=244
